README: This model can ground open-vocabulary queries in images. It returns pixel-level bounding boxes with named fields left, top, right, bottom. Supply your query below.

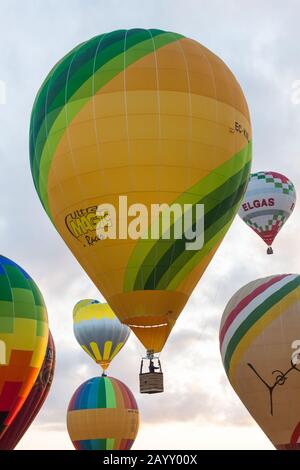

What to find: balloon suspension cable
left=141, top=349, right=163, bottom=372
left=145, top=349, right=155, bottom=360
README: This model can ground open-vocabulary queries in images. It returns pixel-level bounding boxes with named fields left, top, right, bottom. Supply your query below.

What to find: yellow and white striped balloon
left=73, top=300, right=130, bottom=371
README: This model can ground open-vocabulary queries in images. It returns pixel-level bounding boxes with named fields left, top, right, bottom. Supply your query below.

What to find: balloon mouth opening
left=97, top=360, right=110, bottom=370
left=127, top=323, right=168, bottom=329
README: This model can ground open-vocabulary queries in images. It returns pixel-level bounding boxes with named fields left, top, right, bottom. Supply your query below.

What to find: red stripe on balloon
left=291, top=421, right=300, bottom=445
left=115, top=379, right=131, bottom=409
left=219, top=274, right=288, bottom=347
left=266, top=171, right=290, bottom=183
left=0, top=382, right=22, bottom=410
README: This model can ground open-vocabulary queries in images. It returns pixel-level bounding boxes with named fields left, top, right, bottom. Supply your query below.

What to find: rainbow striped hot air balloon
left=30, top=28, right=252, bottom=354
left=0, top=255, right=48, bottom=438
left=73, top=300, right=130, bottom=371
left=220, top=274, right=300, bottom=450
left=67, top=376, right=139, bottom=450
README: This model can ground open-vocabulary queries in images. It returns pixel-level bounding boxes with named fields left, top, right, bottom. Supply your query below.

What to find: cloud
left=1, top=0, right=299, bottom=450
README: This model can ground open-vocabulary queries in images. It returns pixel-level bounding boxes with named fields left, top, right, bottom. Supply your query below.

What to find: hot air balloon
left=30, top=29, right=251, bottom=358
left=73, top=300, right=130, bottom=372
left=220, top=274, right=300, bottom=450
left=0, top=330, right=55, bottom=450
left=238, top=171, right=296, bottom=254
left=0, top=255, right=48, bottom=438
left=67, top=376, right=139, bottom=450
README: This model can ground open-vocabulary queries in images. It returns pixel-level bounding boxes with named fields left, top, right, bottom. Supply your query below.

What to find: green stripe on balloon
left=107, top=438, right=115, bottom=450
left=125, top=143, right=251, bottom=290
left=96, top=377, right=107, bottom=408
left=224, top=275, right=300, bottom=373
left=30, top=30, right=148, bottom=153
left=30, top=30, right=183, bottom=217
left=33, top=30, right=153, bottom=138
left=151, top=162, right=250, bottom=290
left=157, top=183, right=246, bottom=290
left=31, top=29, right=166, bottom=137
left=124, top=142, right=251, bottom=291
left=0, top=274, right=12, bottom=301
left=104, top=377, right=116, bottom=408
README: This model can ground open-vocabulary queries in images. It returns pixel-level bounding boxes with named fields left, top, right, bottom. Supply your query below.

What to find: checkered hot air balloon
left=0, top=255, right=48, bottom=438
left=238, top=171, right=296, bottom=254
left=0, top=331, right=55, bottom=449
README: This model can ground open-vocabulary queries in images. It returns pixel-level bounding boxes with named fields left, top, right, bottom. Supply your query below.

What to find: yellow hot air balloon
left=220, top=274, right=300, bottom=450
left=30, top=29, right=252, bottom=353
left=73, top=300, right=130, bottom=372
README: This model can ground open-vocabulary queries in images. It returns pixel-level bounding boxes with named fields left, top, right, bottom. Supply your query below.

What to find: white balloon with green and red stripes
left=238, top=171, right=296, bottom=254
left=220, top=273, right=300, bottom=450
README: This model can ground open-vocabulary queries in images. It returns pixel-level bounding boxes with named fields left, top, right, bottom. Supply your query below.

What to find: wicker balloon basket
left=139, top=372, right=164, bottom=394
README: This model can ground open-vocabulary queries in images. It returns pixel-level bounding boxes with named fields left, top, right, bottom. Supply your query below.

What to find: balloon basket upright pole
left=139, top=349, right=164, bottom=394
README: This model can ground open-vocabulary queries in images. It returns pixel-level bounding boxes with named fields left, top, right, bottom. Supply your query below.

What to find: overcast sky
left=1, top=0, right=300, bottom=450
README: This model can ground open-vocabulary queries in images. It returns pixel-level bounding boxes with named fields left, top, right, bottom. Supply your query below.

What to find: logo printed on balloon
left=242, top=198, right=275, bottom=211
left=65, top=198, right=205, bottom=250
left=229, top=120, right=251, bottom=142
left=95, top=197, right=205, bottom=250
left=247, top=359, right=300, bottom=416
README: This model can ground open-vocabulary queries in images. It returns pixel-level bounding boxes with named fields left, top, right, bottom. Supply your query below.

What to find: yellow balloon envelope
left=30, top=29, right=252, bottom=352
left=220, top=274, right=300, bottom=450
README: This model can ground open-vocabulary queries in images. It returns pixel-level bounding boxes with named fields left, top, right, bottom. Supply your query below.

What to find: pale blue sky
left=1, top=0, right=300, bottom=450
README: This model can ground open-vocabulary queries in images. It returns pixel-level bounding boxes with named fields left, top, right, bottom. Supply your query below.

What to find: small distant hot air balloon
left=220, top=274, right=300, bottom=450
left=73, top=300, right=130, bottom=373
left=67, top=376, right=139, bottom=450
left=239, top=171, right=296, bottom=254
left=0, top=331, right=55, bottom=450
left=0, top=255, right=48, bottom=438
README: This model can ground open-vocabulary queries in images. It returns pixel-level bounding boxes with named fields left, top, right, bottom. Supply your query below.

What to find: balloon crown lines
left=65, top=196, right=204, bottom=251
